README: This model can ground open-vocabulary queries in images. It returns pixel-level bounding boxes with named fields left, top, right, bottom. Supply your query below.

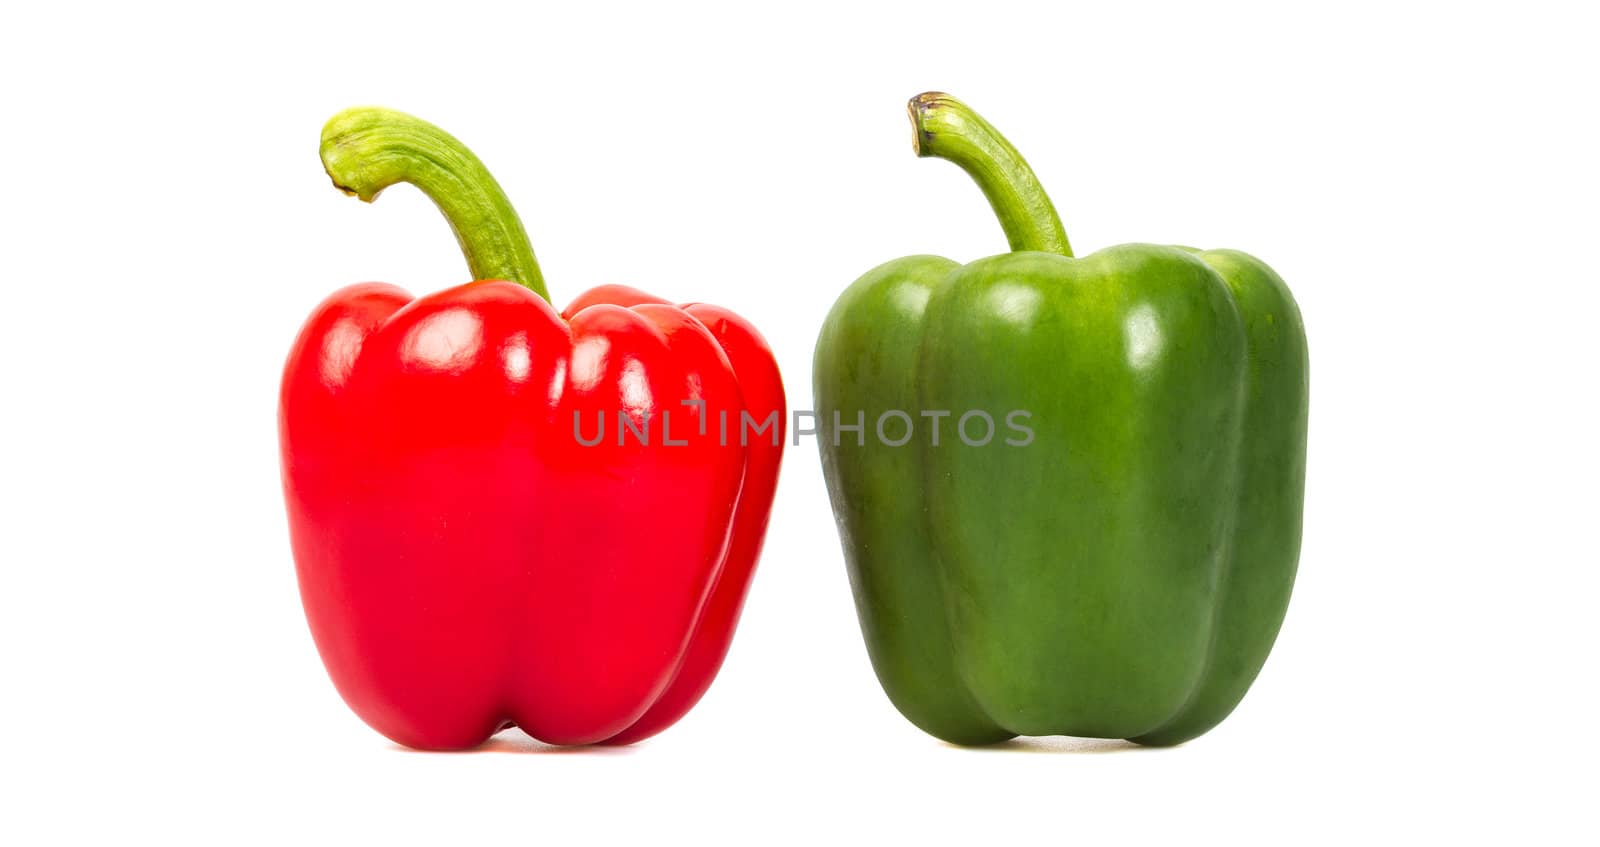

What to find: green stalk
left=319, top=107, right=549, bottom=300
left=908, top=92, right=1072, bottom=257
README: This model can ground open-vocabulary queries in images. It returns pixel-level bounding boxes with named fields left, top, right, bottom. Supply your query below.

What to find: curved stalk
left=320, top=107, right=548, bottom=300
left=908, top=92, right=1072, bottom=257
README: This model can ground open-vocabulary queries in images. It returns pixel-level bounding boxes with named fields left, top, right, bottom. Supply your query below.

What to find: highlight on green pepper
left=814, top=92, right=1309, bottom=746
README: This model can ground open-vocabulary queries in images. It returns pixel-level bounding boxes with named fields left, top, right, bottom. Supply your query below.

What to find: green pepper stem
left=320, top=107, right=549, bottom=300
left=908, top=92, right=1072, bottom=257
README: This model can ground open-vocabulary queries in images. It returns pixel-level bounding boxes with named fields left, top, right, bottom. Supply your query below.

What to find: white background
left=2, top=1, right=1596, bottom=843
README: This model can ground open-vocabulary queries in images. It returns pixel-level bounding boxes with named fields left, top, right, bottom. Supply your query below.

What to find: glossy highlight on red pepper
left=280, top=108, right=784, bottom=749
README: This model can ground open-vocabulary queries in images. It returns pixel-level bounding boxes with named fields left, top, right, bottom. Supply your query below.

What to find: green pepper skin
left=815, top=94, right=1307, bottom=746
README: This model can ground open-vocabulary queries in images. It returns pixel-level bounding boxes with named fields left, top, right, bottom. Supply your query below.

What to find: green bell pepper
left=814, top=93, right=1308, bottom=746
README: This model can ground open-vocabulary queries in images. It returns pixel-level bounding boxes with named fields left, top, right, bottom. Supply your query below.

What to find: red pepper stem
left=908, top=93, right=1073, bottom=257
left=319, top=107, right=550, bottom=301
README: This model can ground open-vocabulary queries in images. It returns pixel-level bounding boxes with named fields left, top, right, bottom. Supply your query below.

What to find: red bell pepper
left=280, top=108, right=784, bottom=749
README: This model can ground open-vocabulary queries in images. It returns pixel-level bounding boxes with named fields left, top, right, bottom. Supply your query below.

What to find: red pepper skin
left=281, top=280, right=784, bottom=748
